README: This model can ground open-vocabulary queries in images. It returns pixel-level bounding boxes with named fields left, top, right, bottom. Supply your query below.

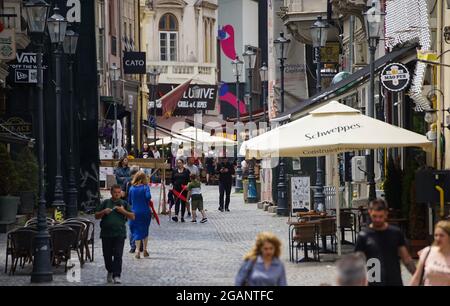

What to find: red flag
left=171, top=185, right=188, bottom=202
left=160, top=79, right=193, bottom=118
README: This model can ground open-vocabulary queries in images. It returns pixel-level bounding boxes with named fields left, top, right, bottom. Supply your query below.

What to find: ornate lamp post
left=232, top=56, right=244, bottom=193
left=364, top=0, right=384, bottom=201
left=274, top=32, right=290, bottom=216
left=110, top=63, right=120, bottom=156
left=47, top=6, right=68, bottom=216
left=24, top=0, right=53, bottom=283
left=147, top=68, right=160, bottom=149
left=310, top=16, right=329, bottom=212
left=259, top=63, right=268, bottom=124
left=63, top=29, right=79, bottom=219
left=243, top=47, right=257, bottom=203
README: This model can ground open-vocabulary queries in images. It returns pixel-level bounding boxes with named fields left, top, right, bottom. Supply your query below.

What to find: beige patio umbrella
left=180, top=127, right=237, bottom=147
left=240, top=101, right=433, bottom=255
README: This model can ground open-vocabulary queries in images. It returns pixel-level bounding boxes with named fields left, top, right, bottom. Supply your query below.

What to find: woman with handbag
left=410, top=220, right=450, bottom=286
left=235, top=232, right=287, bottom=286
left=128, top=171, right=152, bottom=259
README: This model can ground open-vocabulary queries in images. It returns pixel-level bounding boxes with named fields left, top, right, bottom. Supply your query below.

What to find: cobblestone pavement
left=0, top=185, right=411, bottom=286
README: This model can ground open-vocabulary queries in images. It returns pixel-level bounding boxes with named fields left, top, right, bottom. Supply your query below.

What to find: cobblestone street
left=0, top=185, right=411, bottom=286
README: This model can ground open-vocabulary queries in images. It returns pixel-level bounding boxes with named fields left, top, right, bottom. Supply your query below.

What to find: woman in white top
left=410, top=220, right=450, bottom=286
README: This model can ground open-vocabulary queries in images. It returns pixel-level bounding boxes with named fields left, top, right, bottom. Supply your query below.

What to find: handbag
left=419, top=247, right=432, bottom=286
left=243, top=259, right=256, bottom=286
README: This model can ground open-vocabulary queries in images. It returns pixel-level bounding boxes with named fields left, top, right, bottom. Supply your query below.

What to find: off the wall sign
left=380, top=63, right=410, bottom=92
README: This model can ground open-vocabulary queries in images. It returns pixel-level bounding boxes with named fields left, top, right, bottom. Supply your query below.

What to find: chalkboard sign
left=290, top=177, right=311, bottom=213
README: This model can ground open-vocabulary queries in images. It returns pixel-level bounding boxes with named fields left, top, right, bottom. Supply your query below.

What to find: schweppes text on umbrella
left=305, top=124, right=362, bottom=140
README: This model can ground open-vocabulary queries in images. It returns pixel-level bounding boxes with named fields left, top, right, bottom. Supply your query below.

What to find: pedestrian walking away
left=115, top=156, right=131, bottom=191
left=216, top=157, right=235, bottom=212
left=187, top=173, right=207, bottom=223
left=235, top=232, right=287, bottom=286
left=355, top=199, right=416, bottom=286
left=205, top=146, right=217, bottom=185
left=171, top=159, right=191, bottom=223
left=95, top=184, right=135, bottom=284
left=128, top=171, right=152, bottom=259
left=185, top=157, right=200, bottom=217
left=410, top=220, right=450, bottom=286
left=123, top=166, right=142, bottom=253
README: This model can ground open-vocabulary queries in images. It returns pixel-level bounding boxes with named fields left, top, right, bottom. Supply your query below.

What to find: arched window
left=159, top=13, right=178, bottom=61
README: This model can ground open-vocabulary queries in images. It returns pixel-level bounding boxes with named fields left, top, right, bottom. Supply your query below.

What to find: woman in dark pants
left=171, top=159, right=191, bottom=223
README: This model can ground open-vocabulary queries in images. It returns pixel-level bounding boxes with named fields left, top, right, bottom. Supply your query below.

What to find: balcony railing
left=147, top=62, right=216, bottom=79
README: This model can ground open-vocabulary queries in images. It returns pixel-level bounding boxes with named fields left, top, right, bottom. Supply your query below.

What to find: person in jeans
left=187, top=173, right=207, bottom=223
left=95, top=184, right=135, bottom=284
left=115, top=157, right=131, bottom=191
left=171, top=159, right=191, bottom=222
left=410, top=220, right=450, bottom=286
left=235, top=232, right=287, bottom=286
left=216, top=157, right=235, bottom=212
left=355, top=198, right=416, bottom=286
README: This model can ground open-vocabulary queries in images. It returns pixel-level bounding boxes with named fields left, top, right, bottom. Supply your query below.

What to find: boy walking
left=187, top=174, right=208, bottom=223
left=95, top=185, right=135, bottom=284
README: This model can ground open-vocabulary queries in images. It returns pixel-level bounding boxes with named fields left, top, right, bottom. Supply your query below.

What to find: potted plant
left=15, top=147, right=39, bottom=215
left=0, top=144, right=20, bottom=226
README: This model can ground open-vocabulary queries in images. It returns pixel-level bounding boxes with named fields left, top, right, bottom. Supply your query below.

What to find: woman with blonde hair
left=128, top=171, right=152, bottom=259
left=410, top=220, right=450, bottom=286
left=235, top=232, right=287, bottom=286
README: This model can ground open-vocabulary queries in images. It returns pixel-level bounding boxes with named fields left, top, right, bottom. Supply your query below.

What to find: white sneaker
left=113, top=277, right=122, bottom=284
left=107, top=273, right=113, bottom=283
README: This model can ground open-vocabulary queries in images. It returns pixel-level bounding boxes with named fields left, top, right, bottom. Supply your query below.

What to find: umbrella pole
left=334, top=153, right=342, bottom=256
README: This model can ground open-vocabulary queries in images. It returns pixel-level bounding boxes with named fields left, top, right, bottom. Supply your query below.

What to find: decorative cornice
left=155, top=0, right=187, bottom=9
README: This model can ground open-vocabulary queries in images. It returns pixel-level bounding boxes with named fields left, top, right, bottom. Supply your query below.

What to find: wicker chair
left=318, top=218, right=337, bottom=254
left=65, top=218, right=95, bottom=262
left=60, top=220, right=87, bottom=267
left=6, top=228, right=37, bottom=275
left=293, top=222, right=320, bottom=262
left=340, top=212, right=357, bottom=244
left=49, top=227, right=77, bottom=272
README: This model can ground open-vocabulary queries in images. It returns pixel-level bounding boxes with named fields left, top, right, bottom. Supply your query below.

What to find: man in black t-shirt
left=355, top=199, right=416, bottom=286
left=216, top=157, right=235, bottom=212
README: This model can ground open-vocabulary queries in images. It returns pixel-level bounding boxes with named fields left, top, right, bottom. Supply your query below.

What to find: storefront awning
left=275, top=45, right=418, bottom=121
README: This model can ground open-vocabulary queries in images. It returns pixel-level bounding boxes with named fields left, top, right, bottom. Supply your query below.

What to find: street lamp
left=63, top=29, right=79, bottom=219
left=232, top=56, right=244, bottom=193
left=110, top=63, right=120, bottom=156
left=192, top=85, right=202, bottom=156
left=311, top=16, right=329, bottom=212
left=259, top=63, right=268, bottom=124
left=47, top=6, right=68, bottom=215
left=274, top=32, right=290, bottom=216
left=364, top=0, right=384, bottom=201
left=24, top=0, right=53, bottom=283
left=147, top=68, right=160, bottom=152
left=273, top=32, right=290, bottom=113
left=243, top=47, right=257, bottom=204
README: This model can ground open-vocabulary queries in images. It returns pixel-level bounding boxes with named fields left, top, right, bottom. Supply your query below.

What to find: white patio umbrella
left=180, top=127, right=236, bottom=147
left=240, top=100, right=433, bottom=255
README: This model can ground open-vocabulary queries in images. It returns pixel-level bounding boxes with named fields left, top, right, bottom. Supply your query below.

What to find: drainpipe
left=436, top=0, right=443, bottom=170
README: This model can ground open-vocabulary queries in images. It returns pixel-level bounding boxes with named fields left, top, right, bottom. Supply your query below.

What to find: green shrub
left=0, top=144, right=19, bottom=196
left=15, top=147, right=39, bottom=194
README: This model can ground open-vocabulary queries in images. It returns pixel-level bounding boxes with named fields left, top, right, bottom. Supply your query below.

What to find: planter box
left=0, top=196, right=20, bottom=232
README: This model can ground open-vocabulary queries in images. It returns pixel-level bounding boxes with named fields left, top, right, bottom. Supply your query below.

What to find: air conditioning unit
left=351, top=156, right=367, bottom=183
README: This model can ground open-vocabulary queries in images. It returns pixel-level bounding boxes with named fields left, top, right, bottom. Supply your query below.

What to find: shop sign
left=0, top=117, right=32, bottom=137
left=380, top=63, right=410, bottom=92
left=123, top=52, right=146, bottom=74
